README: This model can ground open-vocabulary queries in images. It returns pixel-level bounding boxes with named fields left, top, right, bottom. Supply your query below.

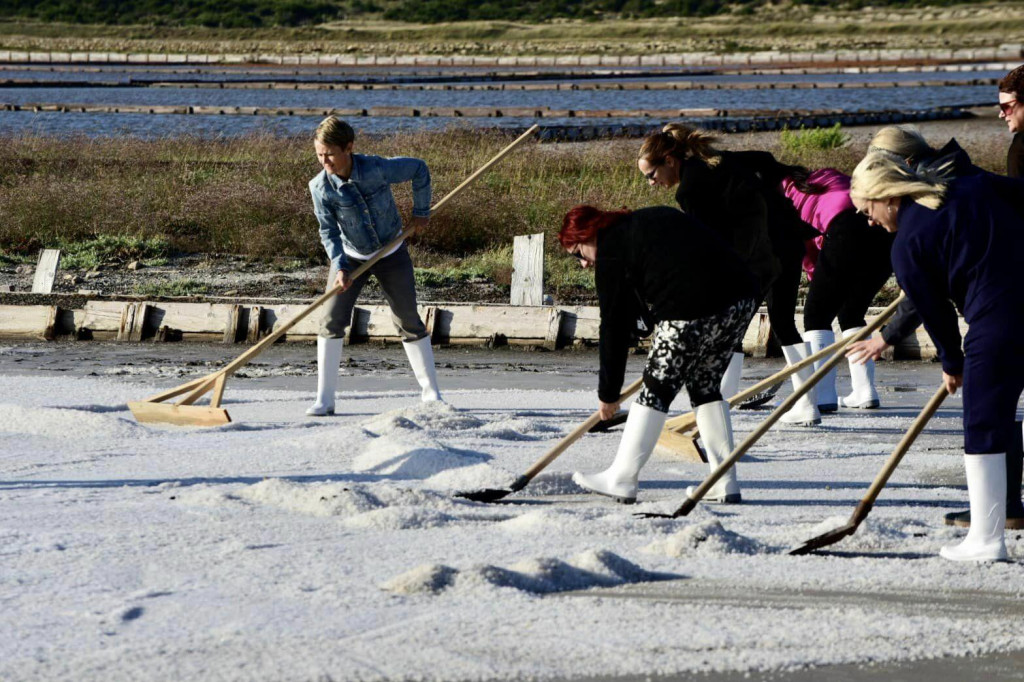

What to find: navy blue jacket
left=892, top=174, right=1024, bottom=375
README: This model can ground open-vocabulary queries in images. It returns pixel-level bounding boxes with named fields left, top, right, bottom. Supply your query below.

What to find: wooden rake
left=654, top=332, right=868, bottom=463
left=128, top=125, right=541, bottom=427
left=637, top=294, right=905, bottom=519
left=789, top=384, right=948, bottom=555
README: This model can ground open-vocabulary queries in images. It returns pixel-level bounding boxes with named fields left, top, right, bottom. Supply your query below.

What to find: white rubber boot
left=802, top=329, right=838, bottom=413
left=402, top=336, right=442, bottom=402
left=839, top=327, right=880, bottom=409
left=306, top=337, right=343, bottom=416
left=572, top=403, right=667, bottom=504
left=720, top=352, right=744, bottom=400
left=779, top=343, right=822, bottom=426
left=940, top=453, right=1008, bottom=562
left=686, top=400, right=742, bottom=503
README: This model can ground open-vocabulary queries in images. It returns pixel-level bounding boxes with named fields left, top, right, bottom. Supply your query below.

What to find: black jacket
left=596, top=206, right=758, bottom=402
left=675, top=154, right=780, bottom=295
left=725, top=150, right=820, bottom=244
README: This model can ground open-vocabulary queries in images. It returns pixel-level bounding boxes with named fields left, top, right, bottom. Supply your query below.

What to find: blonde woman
left=850, top=152, right=1024, bottom=562
left=306, top=116, right=441, bottom=416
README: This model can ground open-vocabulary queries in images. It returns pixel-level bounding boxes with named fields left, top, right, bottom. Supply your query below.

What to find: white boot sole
left=839, top=397, right=880, bottom=409
left=939, top=543, right=1009, bottom=562
left=572, top=472, right=637, bottom=504
left=686, top=485, right=742, bottom=504
left=305, top=405, right=335, bottom=416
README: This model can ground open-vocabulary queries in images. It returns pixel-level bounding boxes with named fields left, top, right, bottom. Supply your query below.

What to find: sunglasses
left=999, top=99, right=1018, bottom=115
left=642, top=165, right=660, bottom=181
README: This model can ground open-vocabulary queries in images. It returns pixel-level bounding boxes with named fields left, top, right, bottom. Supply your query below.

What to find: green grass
left=780, top=123, right=850, bottom=156
left=132, top=279, right=210, bottom=297
left=57, top=235, right=174, bottom=270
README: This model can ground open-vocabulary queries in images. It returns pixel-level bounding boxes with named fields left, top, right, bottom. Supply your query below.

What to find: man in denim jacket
left=306, top=116, right=442, bottom=416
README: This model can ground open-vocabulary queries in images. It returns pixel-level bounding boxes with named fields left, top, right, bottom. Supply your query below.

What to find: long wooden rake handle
left=173, top=124, right=541, bottom=407
left=664, top=333, right=859, bottom=433
left=849, top=384, right=948, bottom=524
left=663, top=294, right=905, bottom=518
left=510, top=376, right=645, bottom=489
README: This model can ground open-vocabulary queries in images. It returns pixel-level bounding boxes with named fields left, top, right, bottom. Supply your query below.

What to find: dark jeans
left=319, top=243, right=428, bottom=341
left=803, top=209, right=895, bottom=332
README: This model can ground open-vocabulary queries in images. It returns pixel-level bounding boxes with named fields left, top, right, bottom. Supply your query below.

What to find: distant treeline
left=0, top=0, right=990, bottom=27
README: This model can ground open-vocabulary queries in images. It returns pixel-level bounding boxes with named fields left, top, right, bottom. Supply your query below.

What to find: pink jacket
left=780, top=169, right=854, bottom=279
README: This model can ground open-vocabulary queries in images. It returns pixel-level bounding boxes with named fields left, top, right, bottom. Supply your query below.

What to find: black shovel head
left=737, top=383, right=780, bottom=410
left=788, top=520, right=859, bottom=555
left=454, top=487, right=513, bottom=503
left=589, top=410, right=629, bottom=433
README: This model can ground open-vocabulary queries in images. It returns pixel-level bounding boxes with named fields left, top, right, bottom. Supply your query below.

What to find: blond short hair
left=850, top=152, right=946, bottom=210
left=314, top=116, right=354, bottom=148
left=867, top=125, right=933, bottom=163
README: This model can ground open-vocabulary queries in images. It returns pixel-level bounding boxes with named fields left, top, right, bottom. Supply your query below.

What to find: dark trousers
left=803, top=209, right=895, bottom=332
left=764, top=233, right=805, bottom=347
left=962, top=323, right=1024, bottom=454
left=319, top=243, right=428, bottom=341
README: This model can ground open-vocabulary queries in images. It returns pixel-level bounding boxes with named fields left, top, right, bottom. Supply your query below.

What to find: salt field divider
left=0, top=295, right=961, bottom=359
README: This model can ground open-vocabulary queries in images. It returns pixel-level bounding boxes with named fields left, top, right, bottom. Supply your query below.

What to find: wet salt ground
left=1, top=341, right=1023, bottom=681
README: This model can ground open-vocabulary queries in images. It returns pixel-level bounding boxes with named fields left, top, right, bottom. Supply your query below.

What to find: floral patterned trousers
left=637, top=298, right=757, bottom=413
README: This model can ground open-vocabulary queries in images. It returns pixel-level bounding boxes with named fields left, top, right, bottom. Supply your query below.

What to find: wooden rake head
left=128, top=372, right=231, bottom=426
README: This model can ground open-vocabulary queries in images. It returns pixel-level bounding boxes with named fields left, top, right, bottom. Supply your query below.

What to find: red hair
left=558, top=205, right=630, bottom=248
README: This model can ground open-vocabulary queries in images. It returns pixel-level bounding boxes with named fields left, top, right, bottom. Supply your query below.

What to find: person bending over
left=850, top=153, right=1024, bottom=562
left=561, top=205, right=758, bottom=505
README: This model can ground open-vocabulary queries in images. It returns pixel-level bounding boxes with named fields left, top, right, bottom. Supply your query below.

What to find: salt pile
left=0, top=404, right=146, bottom=441
left=380, top=549, right=676, bottom=595
left=644, top=520, right=762, bottom=557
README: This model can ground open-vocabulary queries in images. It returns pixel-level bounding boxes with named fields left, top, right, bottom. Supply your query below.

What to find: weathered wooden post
left=32, top=249, right=61, bottom=294
left=511, top=233, right=544, bottom=306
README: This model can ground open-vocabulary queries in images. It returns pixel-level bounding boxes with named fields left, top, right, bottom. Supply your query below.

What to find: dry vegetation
left=1, top=2, right=1023, bottom=55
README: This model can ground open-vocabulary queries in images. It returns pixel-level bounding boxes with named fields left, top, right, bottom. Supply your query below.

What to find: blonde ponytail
left=638, top=123, right=721, bottom=167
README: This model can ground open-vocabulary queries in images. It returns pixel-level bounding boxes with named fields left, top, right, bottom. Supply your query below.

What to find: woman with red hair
left=562, top=204, right=758, bottom=504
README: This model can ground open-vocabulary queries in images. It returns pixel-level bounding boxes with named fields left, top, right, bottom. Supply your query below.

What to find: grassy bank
left=1, top=2, right=1023, bottom=54
left=0, top=125, right=1009, bottom=298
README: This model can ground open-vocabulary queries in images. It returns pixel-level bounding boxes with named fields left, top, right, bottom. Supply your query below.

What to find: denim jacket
left=309, top=154, right=431, bottom=272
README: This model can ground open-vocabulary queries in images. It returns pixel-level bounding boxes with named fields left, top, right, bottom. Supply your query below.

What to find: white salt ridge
left=351, top=431, right=488, bottom=478
left=423, top=462, right=517, bottom=492
left=381, top=549, right=674, bottom=595
left=362, top=401, right=485, bottom=433
left=342, top=506, right=457, bottom=530
left=237, top=479, right=386, bottom=517
left=0, top=404, right=146, bottom=440
left=477, top=417, right=562, bottom=441
left=644, top=519, right=763, bottom=557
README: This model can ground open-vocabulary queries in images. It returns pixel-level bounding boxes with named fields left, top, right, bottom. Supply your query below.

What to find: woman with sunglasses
left=639, top=125, right=839, bottom=426
left=998, top=64, right=1024, bottom=177
left=637, top=125, right=820, bottom=422
left=850, top=152, right=1024, bottom=562
left=561, top=204, right=759, bottom=504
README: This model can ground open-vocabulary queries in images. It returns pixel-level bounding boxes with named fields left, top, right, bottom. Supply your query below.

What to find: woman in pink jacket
left=783, top=168, right=895, bottom=412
